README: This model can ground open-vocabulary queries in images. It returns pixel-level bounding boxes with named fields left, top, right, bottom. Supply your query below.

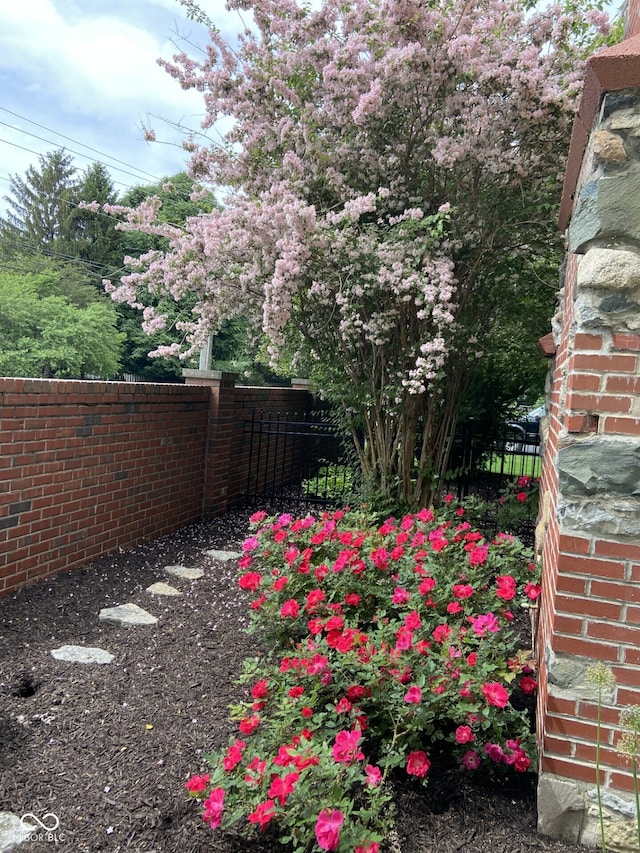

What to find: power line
left=0, top=125, right=163, bottom=186
left=0, top=137, right=138, bottom=192
left=0, top=106, right=164, bottom=183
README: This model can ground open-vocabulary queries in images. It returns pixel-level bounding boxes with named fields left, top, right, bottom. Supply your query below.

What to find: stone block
left=558, top=440, right=640, bottom=497
left=569, top=169, right=640, bottom=254
left=537, top=772, right=585, bottom=842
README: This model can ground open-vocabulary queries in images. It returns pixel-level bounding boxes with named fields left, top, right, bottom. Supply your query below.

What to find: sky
left=0, top=0, right=244, bottom=209
left=0, top=0, right=626, bottom=214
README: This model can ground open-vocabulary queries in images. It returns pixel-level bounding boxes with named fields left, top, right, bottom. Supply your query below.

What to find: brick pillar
left=183, top=369, right=238, bottom=517
left=536, top=30, right=640, bottom=850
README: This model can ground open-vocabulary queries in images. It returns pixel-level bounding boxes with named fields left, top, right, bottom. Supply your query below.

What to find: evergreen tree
left=0, top=150, right=77, bottom=257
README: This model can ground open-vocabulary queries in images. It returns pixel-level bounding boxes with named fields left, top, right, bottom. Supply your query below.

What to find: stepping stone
left=204, top=549, right=242, bottom=561
left=164, top=565, right=203, bottom=580
left=51, top=645, right=114, bottom=664
left=146, top=582, right=182, bottom=597
left=98, top=603, right=157, bottom=627
left=0, top=811, right=33, bottom=851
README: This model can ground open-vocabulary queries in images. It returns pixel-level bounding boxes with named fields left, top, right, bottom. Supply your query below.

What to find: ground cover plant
left=187, top=505, right=542, bottom=851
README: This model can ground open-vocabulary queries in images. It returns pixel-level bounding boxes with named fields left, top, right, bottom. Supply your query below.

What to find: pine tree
left=0, top=150, right=78, bottom=258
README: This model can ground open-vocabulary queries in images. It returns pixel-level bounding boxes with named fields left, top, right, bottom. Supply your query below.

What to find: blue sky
left=0, top=0, right=241, bottom=207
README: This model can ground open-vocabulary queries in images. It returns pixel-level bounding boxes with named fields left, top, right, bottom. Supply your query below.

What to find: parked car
left=505, top=406, right=544, bottom=454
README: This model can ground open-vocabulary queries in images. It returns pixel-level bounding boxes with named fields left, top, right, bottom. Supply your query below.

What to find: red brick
left=606, top=374, right=640, bottom=394
left=552, top=571, right=584, bottom=595
left=577, top=702, right=621, bottom=727
left=574, top=333, right=603, bottom=350
left=543, top=735, right=574, bottom=757
left=623, top=647, right=640, bottom=666
left=546, top=716, right=598, bottom=742
left=595, top=540, right=640, bottom=561
left=553, top=635, right=619, bottom=661
left=554, top=613, right=585, bottom=635
left=541, top=756, right=604, bottom=784
left=591, top=579, right=640, bottom=602
left=567, top=393, right=632, bottom=414
left=569, top=373, right=602, bottom=392
left=555, top=594, right=622, bottom=621
left=587, top=621, right=640, bottom=644
left=603, top=417, right=640, bottom=435
left=559, top=554, right=625, bottom=580
left=546, top=694, right=578, bottom=716
left=612, top=333, right=640, bottom=351
left=574, top=743, right=625, bottom=769
left=616, top=687, right=640, bottom=706
left=573, top=354, right=637, bottom=372
left=565, top=414, right=599, bottom=433
left=609, top=772, right=638, bottom=794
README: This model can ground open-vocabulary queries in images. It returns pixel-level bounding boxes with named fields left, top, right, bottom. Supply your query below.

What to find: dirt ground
left=0, top=505, right=589, bottom=852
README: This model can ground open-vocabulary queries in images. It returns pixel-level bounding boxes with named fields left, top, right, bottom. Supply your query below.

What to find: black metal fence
left=445, top=418, right=541, bottom=501
left=243, top=410, right=351, bottom=505
left=241, top=410, right=540, bottom=546
left=242, top=411, right=541, bottom=508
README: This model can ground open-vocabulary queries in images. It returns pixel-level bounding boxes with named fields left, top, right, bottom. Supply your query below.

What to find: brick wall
left=1, top=374, right=315, bottom=597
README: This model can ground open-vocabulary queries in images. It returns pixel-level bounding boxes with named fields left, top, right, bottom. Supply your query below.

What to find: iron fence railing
left=242, top=412, right=541, bottom=513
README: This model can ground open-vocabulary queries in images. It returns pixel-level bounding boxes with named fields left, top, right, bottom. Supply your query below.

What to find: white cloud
left=0, top=0, right=235, bottom=200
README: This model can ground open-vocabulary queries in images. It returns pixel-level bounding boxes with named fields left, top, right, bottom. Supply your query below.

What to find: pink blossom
left=482, top=682, right=510, bottom=708
left=393, top=586, right=411, bottom=604
left=404, top=686, right=422, bottom=704
left=280, top=599, right=300, bottom=618
left=462, top=750, right=480, bottom=770
left=485, top=743, right=505, bottom=763
left=239, top=572, right=261, bottom=591
left=248, top=799, right=276, bottom=829
left=524, top=582, right=541, bottom=600
left=365, top=764, right=382, bottom=788
left=315, top=809, right=344, bottom=851
left=185, top=773, right=209, bottom=794
left=202, top=787, right=225, bottom=829
left=455, top=725, right=474, bottom=744
left=496, top=575, right=517, bottom=600
left=332, top=729, right=364, bottom=765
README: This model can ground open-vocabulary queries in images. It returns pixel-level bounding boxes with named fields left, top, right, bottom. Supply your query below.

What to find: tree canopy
left=104, top=0, right=613, bottom=506
left=0, top=268, right=124, bottom=378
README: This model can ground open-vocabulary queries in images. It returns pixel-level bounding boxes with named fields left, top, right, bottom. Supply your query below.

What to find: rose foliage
left=103, top=0, right=610, bottom=507
left=186, top=506, right=541, bottom=851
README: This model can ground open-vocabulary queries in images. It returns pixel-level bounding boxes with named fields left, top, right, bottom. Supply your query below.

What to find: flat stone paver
left=204, top=549, right=242, bottom=561
left=146, top=582, right=182, bottom=597
left=98, top=603, right=157, bottom=627
left=51, top=645, right=114, bottom=664
left=0, top=811, right=33, bottom=852
left=163, top=565, right=204, bottom=580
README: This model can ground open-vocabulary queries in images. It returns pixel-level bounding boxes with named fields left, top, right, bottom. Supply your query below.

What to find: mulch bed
left=0, top=505, right=589, bottom=852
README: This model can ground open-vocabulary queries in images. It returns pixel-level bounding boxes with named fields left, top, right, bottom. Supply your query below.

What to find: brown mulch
left=0, top=504, right=589, bottom=853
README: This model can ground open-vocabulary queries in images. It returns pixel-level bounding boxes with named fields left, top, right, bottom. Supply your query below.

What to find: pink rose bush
left=187, top=506, right=539, bottom=850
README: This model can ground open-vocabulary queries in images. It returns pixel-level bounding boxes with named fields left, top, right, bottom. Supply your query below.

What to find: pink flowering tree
left=104, top=0, right=610, bottom=506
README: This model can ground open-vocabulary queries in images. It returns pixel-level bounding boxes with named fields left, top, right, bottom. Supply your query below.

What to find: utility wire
left=0, top=106, right=164, bottom=183
left=0, top=125, right=163, bottom=186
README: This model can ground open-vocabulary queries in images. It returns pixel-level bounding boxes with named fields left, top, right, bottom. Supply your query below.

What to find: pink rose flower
left=406, top=750, right=431, bottom=777
left=481, top=681, right=509, bottom=708
left=315, top=809, right=344, bottom=851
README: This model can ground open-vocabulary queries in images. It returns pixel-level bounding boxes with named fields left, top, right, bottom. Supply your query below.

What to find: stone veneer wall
left=536, top=35, right=640, bottom=853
